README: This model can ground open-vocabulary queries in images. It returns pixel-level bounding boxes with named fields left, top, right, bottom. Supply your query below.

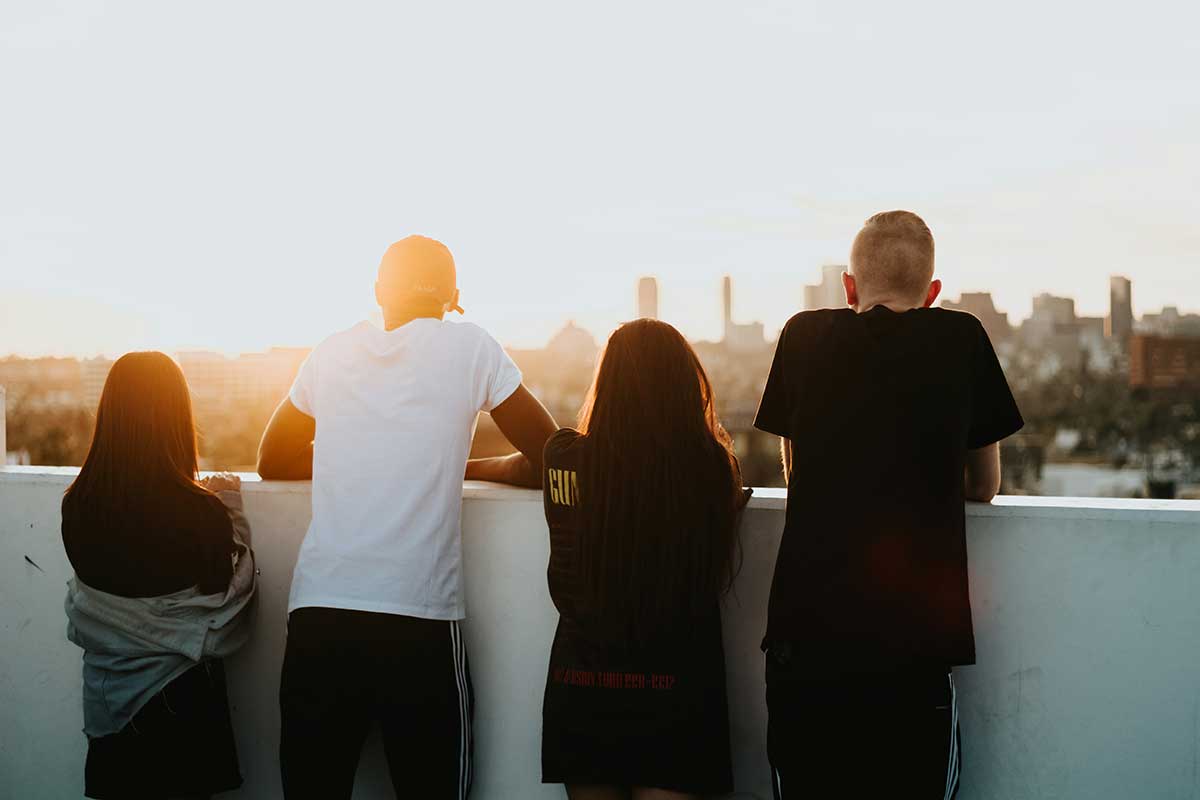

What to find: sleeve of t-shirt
left=966, top=320, right=1025, bottom=449
left=287, top=347, right=319, bottom=417
left=754, top=317, right=798, bottom=438
left=481, top=331, right=523, bottom=412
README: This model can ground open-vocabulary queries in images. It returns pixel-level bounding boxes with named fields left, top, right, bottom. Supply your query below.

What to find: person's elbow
left=964, top=470, right=1001, bottom=503
left=256, top=440, right=297, bottom=480
left=964, top=442, right=1002, bottom=503
left=964, top=480, right=999, bottom=503
left=256, top=448, right=284, bottom=480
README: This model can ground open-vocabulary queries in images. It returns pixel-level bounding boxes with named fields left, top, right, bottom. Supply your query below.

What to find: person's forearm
left=465, top=452, right=541, bottom=488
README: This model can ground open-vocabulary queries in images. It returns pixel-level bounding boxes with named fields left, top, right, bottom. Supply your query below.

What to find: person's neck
left=852, top=296, right=922, bottom=314
left=382, top=307, right=445, bottom=330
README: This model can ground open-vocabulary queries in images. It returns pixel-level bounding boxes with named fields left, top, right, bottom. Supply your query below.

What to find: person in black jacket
left=541, top=319, right=750, bottom=800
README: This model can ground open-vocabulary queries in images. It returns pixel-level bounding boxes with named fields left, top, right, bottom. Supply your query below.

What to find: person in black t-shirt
left=540, top=319, right=751, bottom=800
left=754, top=211, right=1024, bottom=799
left=61, top=351, right=248, bottom=800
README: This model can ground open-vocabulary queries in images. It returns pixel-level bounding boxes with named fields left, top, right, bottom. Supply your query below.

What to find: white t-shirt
left=286, top=318, right=522, bottom=619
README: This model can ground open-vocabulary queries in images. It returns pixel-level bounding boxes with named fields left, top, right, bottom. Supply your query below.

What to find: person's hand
left=200, top=472, right=241, bottom=494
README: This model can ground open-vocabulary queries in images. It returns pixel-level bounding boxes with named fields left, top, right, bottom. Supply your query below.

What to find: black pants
left=766, top=652, right=960, bottom=800
left=84, top=659, right=242, bottom=800
left=279, top=607, right=474, bottom=800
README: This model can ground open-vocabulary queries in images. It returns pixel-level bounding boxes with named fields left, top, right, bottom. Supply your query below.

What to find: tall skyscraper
left=1107, top=276, right=1133, bottom=344
left=803, top=265, right=847, bottom=310
left=720, top=276, right=766, bottom=351
left=722, top=276, right=733, bottom=339
left=637, top=277, right=658, bottom=320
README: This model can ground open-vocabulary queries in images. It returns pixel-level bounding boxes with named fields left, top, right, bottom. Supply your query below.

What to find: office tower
left=637, top=277, right=658, bottom=320
left=1107, top=276, right=1133, bottom=343
left=1130, top=335, right=1200, bottom=389
left=803, top=265, right=847, bottom=310
left=722, top=276, right=733, bottom=340
left=721, top=276, right=766, bottom=352
left=941, top=292, right=1012, bottom=341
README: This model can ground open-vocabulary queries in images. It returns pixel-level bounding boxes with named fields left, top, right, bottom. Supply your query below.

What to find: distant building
left=508, top=322, right=599, bottom=417
left=941, top=292, right=1012, bottom=341
left=803, top=265, right=846, bottom=311
left=1139, top=306, right=1200, bottom=339
left=1028, top=294, right=1076, bottom=330
left=546, top=321, right=599, bottom=363
left=81, top=357, right=114, bottom=410
left=1130, top=335, right=1200, bottom=389
left=1076, top=317, right=1114, bottom=372
left=0, top=356, right=83, bottom=409
left=177, top=351, right=237, bottom=409
left=233, top=348, right=310, bottom=406
left=722, top=277, right=766, bottom=352
left=1020, top=294, right=1118, bottom=375
left=636, top=277, right=658, bottom=320
left=1107, top=276, right=1133, bottom=344
left=177, top=348, right=309, bottom=410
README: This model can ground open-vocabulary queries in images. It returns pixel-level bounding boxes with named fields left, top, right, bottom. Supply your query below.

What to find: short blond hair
left=849, top=210, right=935, bottom=301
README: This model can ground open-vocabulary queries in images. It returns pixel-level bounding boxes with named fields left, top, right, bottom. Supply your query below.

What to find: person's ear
left=842, top=272, right=858, bottom=308
left=923, top=279, right=942, bottom=308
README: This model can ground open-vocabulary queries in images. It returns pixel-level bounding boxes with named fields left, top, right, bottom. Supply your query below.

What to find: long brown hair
left=64, top=351, right=208, bottom=510
left=575, top=319, right=742, bottom=644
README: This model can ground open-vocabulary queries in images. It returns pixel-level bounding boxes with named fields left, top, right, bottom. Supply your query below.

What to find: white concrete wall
left=1, top=467, right=1199, bottom=800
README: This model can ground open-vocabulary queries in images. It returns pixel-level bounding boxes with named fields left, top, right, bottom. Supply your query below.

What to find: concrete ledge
left=2, top=468, right=1199, bottom=799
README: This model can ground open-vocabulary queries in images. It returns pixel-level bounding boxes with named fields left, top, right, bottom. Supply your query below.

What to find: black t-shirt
left=540, top=430, right=736, bottom=793
left=754, top=307, right=1023, bottom=672
left=540, top=428, right=727, bottom=692
left=62, top=488, right=236, bottom=598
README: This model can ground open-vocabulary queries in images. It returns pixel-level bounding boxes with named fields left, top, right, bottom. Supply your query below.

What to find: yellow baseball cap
left=378, top=235, right=465, bottom=314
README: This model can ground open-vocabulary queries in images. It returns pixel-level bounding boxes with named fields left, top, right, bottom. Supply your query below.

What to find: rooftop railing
left=2, top=467, right=1198, bottom=799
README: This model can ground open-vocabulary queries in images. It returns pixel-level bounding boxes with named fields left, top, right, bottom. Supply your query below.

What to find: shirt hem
left=287, top=596, right=465, bottom=621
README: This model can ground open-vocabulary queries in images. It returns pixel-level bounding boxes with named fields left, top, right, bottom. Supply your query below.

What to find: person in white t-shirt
left=257, top=235, right=557, bottom=800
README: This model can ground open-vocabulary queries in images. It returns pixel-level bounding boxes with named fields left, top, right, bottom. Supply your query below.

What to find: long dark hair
left=575, top=319, right=743, bottom=644
left=64, top=351, right=209, bottom=511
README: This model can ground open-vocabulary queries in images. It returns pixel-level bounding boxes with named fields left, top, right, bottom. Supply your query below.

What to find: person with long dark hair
left=62, top=351, right=256, bottom=800
left=539, top=319, right=750, bottom=800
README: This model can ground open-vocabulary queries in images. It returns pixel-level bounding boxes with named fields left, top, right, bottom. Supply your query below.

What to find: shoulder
left=544, top=427, right=584, bottom=463
left=778, top=308, right=852, bottom=343
left=188, top=490, right=235, bottom=542
left=924, top=307, right=986, bottom=340
left=927, top=306, right=983, bottom=327
left=442, top=320, right=505, bottom=350
left=321, top=321, right=374, bottom=352
left=786, top=308, right=853, bottom=330
left=296, top=324, right=360, bottom=369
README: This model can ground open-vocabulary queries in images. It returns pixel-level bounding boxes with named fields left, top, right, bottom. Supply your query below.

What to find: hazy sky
left=2, top=0, right=1198, bottom=356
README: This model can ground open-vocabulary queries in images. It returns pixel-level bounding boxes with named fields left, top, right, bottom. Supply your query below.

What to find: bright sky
left=2, top=1, right=1198, bottom=357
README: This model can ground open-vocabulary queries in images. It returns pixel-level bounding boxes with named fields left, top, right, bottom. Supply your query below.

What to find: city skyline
left=3, top=1, right=1199, bottom=358
left=2, top=267, right=1196, bottom=359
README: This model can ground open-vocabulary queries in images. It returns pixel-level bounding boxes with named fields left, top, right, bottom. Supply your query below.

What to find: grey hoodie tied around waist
left=64, top=489, right=257, bottom=738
